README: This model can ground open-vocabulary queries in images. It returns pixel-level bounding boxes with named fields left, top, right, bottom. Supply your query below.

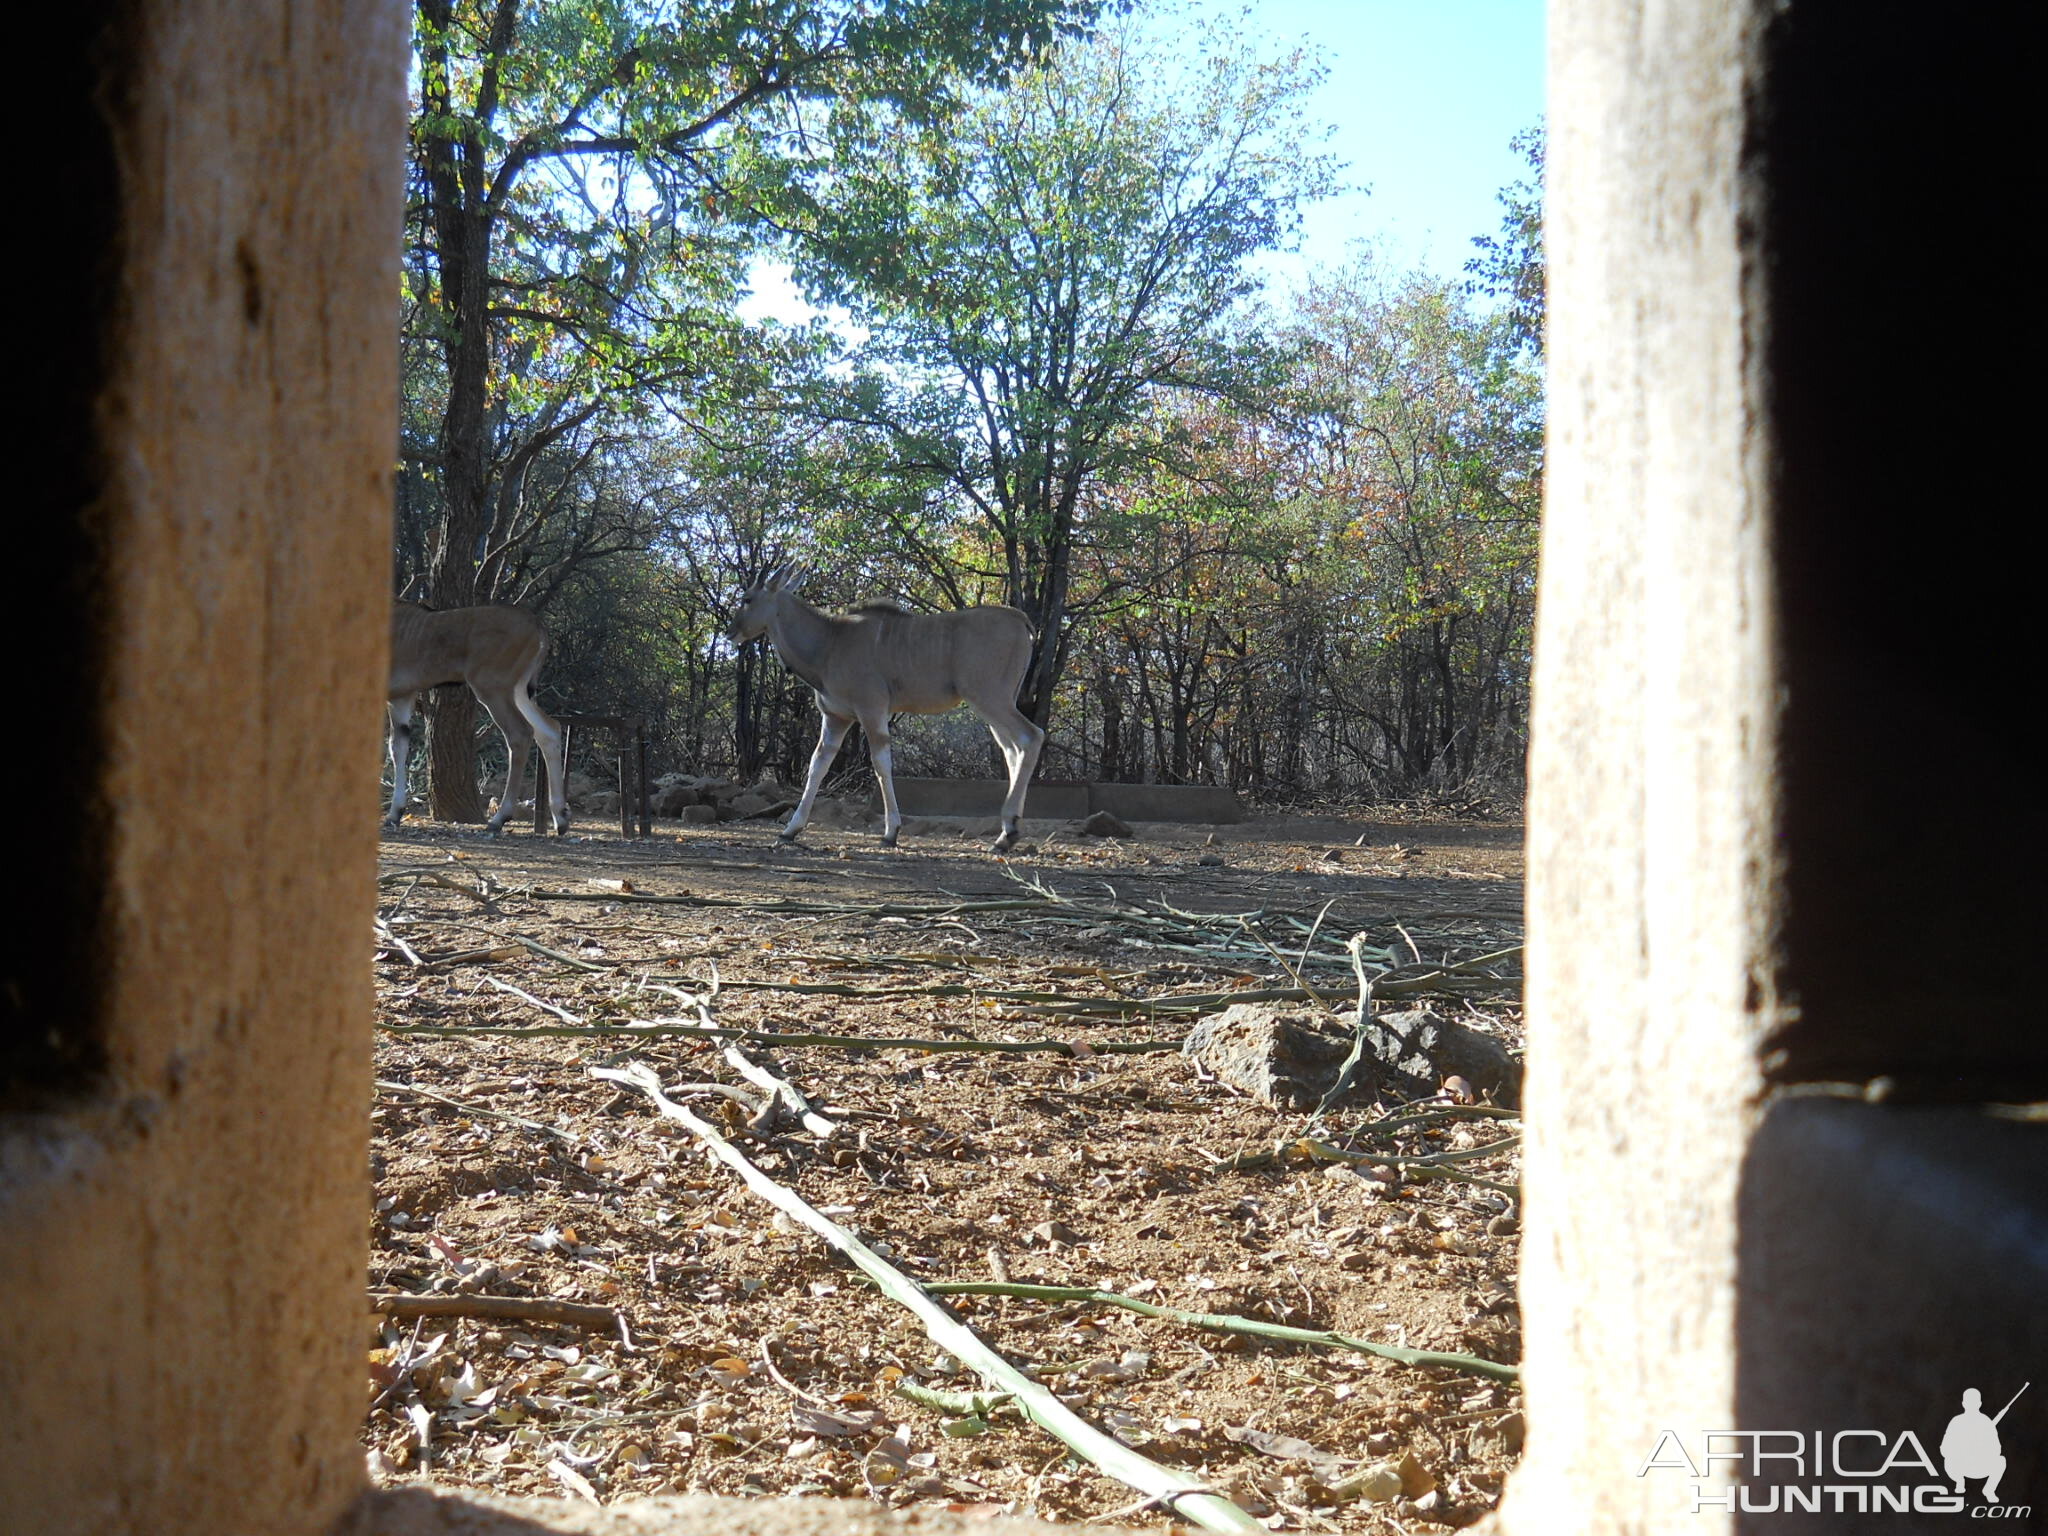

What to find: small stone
left=1343, top=1463, right=1404, bottom=1504
left=1486, top=1213, right=1519, bottom=1237
left=1198, top=852, right=1225, bottom=867
left=1396, top=1449, right=1437, bottom=1498
left=1469, top=1411, right=1526, bottom=1457
left=1075, top=810, right=1134, bottom=839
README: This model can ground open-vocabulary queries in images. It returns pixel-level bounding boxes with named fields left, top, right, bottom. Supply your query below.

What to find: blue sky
left=1224, top=0, right=1546, bottom=290
left=740, top=0, right=1544, bottom=322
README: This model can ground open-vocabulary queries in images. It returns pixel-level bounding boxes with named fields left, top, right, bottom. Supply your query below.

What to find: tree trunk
left=418, top=0, right=516, bottom=824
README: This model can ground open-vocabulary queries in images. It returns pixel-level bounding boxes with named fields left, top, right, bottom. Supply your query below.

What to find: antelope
left=729, top=566, right=1046, bottom=854
left=386, top=600, right=571, bottom=835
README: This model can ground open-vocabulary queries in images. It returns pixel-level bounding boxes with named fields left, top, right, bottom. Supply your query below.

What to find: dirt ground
left=367, top=805, right=1526, bottom=1532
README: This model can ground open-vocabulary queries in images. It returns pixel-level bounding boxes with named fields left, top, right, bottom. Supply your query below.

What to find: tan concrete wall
left=0, top=3, right=406, bottom=1533
left=1507, top=2, right=1780, bottom=1529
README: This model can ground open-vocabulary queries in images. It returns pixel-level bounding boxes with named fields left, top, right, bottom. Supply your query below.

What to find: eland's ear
left=785, top=563, right=810, bottom=594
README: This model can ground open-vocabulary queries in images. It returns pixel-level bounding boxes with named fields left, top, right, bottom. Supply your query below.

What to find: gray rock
left=1182, top=1000, right=1522, bottom=1110
left=722, top=790, right=796, bottom=822
left=1183, top=1005, right=1361, bottom=1109
left=1075, top=810, right=1134, bottom=838
left=1359, top=1006, right=1521, bottom=1109
left=651, top=782, right=701, bottom=815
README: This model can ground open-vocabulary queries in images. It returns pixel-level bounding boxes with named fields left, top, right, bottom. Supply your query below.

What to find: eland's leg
left=474, top=688, right=536, bottom=835
left=981, top=704, right=1046, bottom=854
left=515, top=684, right=571, bottom=834
left=783, top=711, right=852, bottom=844
left=861, top=710, right=904, bottom=848
left=386, top=696, right=418, bottom=826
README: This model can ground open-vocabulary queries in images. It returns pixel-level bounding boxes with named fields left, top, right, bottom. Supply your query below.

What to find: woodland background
left=394, top=0, right=1545, bottom=819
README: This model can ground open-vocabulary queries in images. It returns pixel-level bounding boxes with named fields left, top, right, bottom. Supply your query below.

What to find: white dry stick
left=374, top=918, right=425, bottom=967
left=723, top=1044, right=838, bottom=1140
left=480, top=973, right=585, bottom=1025
left=592, top=1062, right=1262, bottom=1536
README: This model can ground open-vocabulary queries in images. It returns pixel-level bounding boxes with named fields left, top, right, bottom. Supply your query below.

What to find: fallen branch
left=1010, top=974, right=1517, bottom=1020
left=379, top=1019, right=1181, bottom=1057
left=376, top=867, right=501, bottom=902
left=480, top=974, right=585, bottom=1025
left=373, top=1079, right=577, bottom=1145
left=921, top=1281, right=1519, bottom=1386
left=368, top=1292, right=622, bottom=1333
left=420, top=944, right=524, bottom=970
left=891, top=1379, right=1015, bottom=1419
left=594, top=1062, right=1263, bottom=1536
left=373, top=918, right=425, bottom=968
left=1217, top=1136, right=1520, bottom=1195
left=1363, top=1104, right=1522, bottom=1137
left=724, top=1044, right=838, bottom=1140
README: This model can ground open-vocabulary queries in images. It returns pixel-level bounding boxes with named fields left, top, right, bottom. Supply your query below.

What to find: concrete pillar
left=0, top=3, right=406, bottom=1533
left=1513, top=5, right=1777, bottom=1526
left=1512, top=2, right=2044, bottom=1530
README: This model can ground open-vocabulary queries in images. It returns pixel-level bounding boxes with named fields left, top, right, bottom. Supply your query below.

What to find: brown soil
left=367, top=808, right=1526, bottom=1531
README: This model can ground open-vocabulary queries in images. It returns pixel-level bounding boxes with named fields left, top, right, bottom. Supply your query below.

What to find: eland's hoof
left=881, top=830, right=900, bottom=849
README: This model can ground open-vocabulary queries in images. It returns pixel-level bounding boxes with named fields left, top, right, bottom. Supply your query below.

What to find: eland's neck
left=766, top=594, right=840, bottom=689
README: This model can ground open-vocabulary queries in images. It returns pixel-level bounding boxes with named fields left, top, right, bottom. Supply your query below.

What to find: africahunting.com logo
left=1639, top=1383, right=2031, bottom=1518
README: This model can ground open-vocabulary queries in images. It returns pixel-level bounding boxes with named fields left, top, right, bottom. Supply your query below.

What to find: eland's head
left=730, top=563, right=806, bottom=644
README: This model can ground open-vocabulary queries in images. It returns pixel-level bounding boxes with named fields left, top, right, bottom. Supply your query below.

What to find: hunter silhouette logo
left=1637, top=1380, right=2033, bottom=1517
left=1943, top=1383, right=2027, bottom=1505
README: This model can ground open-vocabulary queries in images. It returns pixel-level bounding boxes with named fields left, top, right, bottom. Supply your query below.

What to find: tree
left=1466, top=124, right=1545, bottom=358
left=403, top=0, right=1108, bottom=819
left=801, top=17, right=1335, bottom=726
left=1279, top=263, right=1542, bottom=789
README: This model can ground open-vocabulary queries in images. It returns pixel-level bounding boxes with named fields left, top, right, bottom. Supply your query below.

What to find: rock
left=651, top=781, right=701, bottom=815
left=807, top=797, right=872, bottom=830
left=721, top=790, right=796, bottom=822
left=1339, top=1464, right=1404, bottom=1504
left=1359, top=1006, right=1522, bottom=1109
left=1396, top=1451, right=1436, bottom=1499
left=1182, top=1004, right=1362, bottom=1110
left=1469, top=1411, right=1526, bottom=1458
left=1197, top=852, right=1224, bottom=866
left=1182, top=1001, right=1523, bottom=1110
left=678, top=804, right=717, bottom=825
left=1074, top=810, right=1133, bottom=838
left=580, top=789, right=620, bottom=816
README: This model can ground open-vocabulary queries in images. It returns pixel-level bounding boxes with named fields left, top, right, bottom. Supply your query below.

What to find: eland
left=729, top=566, right=1046, bottom=854
left=386, top=600, right=571, bottom=835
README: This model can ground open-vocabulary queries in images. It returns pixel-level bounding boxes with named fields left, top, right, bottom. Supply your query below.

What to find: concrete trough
left=877, top=777, right=1244, bottom=823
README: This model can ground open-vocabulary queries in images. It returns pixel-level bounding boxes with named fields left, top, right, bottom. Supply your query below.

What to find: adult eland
left=729, top=566, right=1046, bottom=853
left=386, top=600, right=571, bottom=835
